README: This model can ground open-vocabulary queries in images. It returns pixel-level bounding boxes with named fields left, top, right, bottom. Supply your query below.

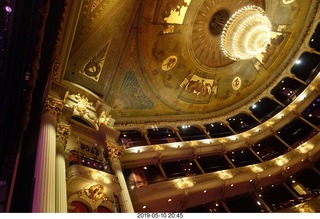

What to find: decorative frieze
left=66, top=165, right=119, bottom=186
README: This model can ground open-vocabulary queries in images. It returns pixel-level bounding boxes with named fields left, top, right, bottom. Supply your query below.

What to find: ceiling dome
left=62, top=0, right=316, bottom=124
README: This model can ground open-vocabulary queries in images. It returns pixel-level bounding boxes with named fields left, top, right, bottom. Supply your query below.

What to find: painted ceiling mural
left=62, top=0, right=318, bottom=124
left=113, top=70, right=154, bottom=110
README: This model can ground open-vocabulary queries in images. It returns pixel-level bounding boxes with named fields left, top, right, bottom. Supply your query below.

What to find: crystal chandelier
left=220, top=5, right=272, bottom=60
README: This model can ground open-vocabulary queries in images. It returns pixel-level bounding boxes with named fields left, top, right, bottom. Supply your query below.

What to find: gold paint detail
left=91, top=0, right=104, bottom=12
left=232, top=77, right=241, bottom=90
left=162, top=55, right=178, bottom=71
left=73, top=93, right=93, bottom=117
left=56, top=122, right=71, bottom=146
left=44, top=97, right=64, bottom=117
left=97, top=111, right=112, bottom=127
left=79, top=184, right=106, bottom=203
left=79, top=41, right=110, bottom=82
left=294, top=203, right=314, bottom=213
left=181, top=74, right=218, bottom=96
left=52, top=56, right=61, bottom=81
left=106, top=141, right=123, bottom=162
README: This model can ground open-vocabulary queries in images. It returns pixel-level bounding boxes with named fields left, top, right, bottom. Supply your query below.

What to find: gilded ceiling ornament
left=232, top=77, right=241, bottom=90
left=56, top=122, right=72, bottom=147
left=162, top=55, right=177, bottom=71
left=283, top=0, right=295, bottom=4
left=73, top=93, right=93, bottom=116
left=182, top=74, right=217, bottom=97
left=79, top=41, right=110, bottom=81
left=161, top=0, right=188, bottom=21
left=44, top=97, right=64, bottom=117
left=97, top=111, right=112, bottom=127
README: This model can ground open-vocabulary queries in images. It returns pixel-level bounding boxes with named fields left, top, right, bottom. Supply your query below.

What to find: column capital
left=44, top=96, right=64, bottom=117
left=141, top=129, right=148, bottom=136
left=56, top=122, right=72, bottom=147
left=106, top=141, right=123, bottom=162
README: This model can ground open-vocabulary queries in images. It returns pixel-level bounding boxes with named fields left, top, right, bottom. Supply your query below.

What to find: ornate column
left=290, top=73, right=307, bottom=85
left=222, top=152, right=236, bottom=168
left=251, top=191, right=272, bottom=212
left=142, top=130, right=151, bottom=145
left=55, top=122, right=71, bottom=212
left=200, top=125, right=211, bottom=139
left=270, top=95, right=285, bottom=107
left=270, top=128, right=292, bottom=150
left=173, top=127, right=184, bottom=142
left=225, top=122, right=237, bottom=135
left=157, top=160, right=168, bottom=180
left=246, top=141, right=264, bottom=163
left=192, top=156, right=205, bottom=174
left=32, top=97, right=63, bottom=212
left=220, top=200, right=231, bottom=212
left=107, top=142, right=134, bottom=212
left=282, top=182, right=301, bottom=202
left=248, top=111, right=261, bottom=124
left=295, top=111, right=320, bottom=132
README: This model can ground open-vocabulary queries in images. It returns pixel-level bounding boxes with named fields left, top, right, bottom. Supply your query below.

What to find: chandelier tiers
left=220, top=5, right=272, bottom=61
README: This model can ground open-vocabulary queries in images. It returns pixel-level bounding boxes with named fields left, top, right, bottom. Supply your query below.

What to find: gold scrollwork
left=84, top=184, right=106, bottom=203
left=106, top=142, right=123, bottom=162
left=44, top=97, right=64, bottom=116
left=74, top=93, right=93, bottom=116
left=71, top=184, right=108, bottom=204
left=56, top=122, right=71, bottom=146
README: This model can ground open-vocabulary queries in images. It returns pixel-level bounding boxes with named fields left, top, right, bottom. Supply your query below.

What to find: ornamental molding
left=68, top=184, right=110, bottom=204
left=106, top=141, right=123, bottom=162
left=56, top=122, right=72, bottom=146
left=66, top=165, right=119, bottom=186
left=44, top=96, right=64, bottom=117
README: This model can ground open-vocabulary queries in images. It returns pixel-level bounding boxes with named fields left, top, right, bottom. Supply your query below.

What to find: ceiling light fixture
left=221, top=5, right=271, bottom=60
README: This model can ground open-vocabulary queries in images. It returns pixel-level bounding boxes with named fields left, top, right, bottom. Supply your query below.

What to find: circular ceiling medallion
left=162, top=55, right=178, bottom=71
left=84, top=61, right=101, bottom=77
left=232, top=77, right=241, bottom=90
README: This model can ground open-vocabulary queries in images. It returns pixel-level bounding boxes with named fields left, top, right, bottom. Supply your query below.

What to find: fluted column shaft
left=32, top=97, right=63, bottom=212
left=56, top=141, right=67, bottom=212
left=111, top=160, right=135, bottom=212
left=107, top=142, right=134, bottom=212
left=32, top=111, right=57, bottom=212
left=55, top=122, right=71, bottom=212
